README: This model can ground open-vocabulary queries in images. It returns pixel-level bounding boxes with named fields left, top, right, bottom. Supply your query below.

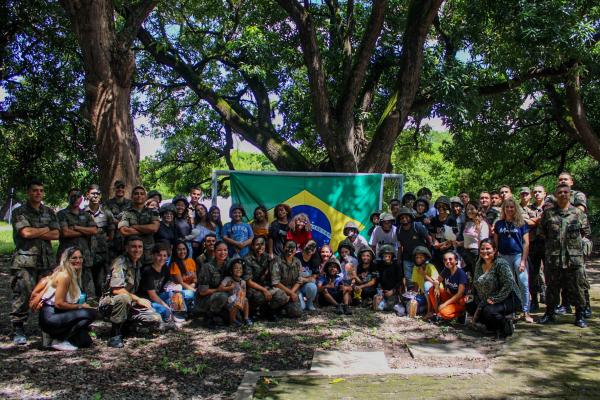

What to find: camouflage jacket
left=11, top=202, right=59, bottom=270
left=105, top=197, right=132, bottom=221
left=198, top=260, right=227, bottom=292
left=108, top=254, right=142, bottom=293
left=540, top=205, right=590, bottom=263
left=84, top=205, right=115, bottom=255
left=243, top=252, right=272, bottom=287
left=118, top=206, right=159, bottom=264
left=270, top=256, right=303, bottom=288
left=57, top=208, right=97, bottom=264
left=570, top=190, right=587, bottom=212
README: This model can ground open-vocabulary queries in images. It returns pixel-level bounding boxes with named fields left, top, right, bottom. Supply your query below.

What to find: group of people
left=8, top=171, right=593, bottom=351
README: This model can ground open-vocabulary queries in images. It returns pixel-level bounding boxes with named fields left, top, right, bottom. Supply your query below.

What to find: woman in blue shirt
left=493, top=198, right=532, bottom=323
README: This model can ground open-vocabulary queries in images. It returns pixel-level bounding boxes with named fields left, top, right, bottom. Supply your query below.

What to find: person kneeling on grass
left=36, top=246, right=97, bottom=351
left=99, top=236, right=163, bottom=348
left=410, top=246, right=439, bottom=315
left=468, top=239, right=522, bottom=338
left=426, top=250, right=467, bottom=323
left=137, top=243, right=178, bottom=330
left=219, top=258, right=252, bottom=327
left=317, top=258, right=351, bottom=315
left=373, top=245, right=405, bottom=316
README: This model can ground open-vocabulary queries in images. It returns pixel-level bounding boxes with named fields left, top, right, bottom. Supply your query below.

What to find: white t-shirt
left=369, top=226, right=399, bottom=257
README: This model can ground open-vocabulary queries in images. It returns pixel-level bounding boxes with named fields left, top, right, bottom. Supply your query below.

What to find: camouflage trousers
left=196, top=292, right=228, bottom=315
left=247, top=287, right=289, bottom=311
left=544, top=257, right=586, bottom=310
left=10, top=267, right=51, bottom=325
left=98, top=293, right=162, bottom=329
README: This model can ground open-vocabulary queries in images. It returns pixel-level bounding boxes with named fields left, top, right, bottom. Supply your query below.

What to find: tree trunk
left=61, top=0, right=155, bottom=196
left=359, top=0, right=444, bottom=172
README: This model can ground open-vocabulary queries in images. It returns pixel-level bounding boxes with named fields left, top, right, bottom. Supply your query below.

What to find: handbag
left=29, top=276, right=49, bottom=312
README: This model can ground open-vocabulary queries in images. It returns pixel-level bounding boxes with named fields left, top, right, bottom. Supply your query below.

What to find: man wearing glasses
left=57, top=188, right=98, bottom=296
left=10, top=180, right=60, bottom=345
left=85, top=184, right=116, bottom=298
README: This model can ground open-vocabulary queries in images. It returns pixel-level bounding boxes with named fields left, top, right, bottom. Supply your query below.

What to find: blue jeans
left=403, top=260, right=415, bottom=284
left=152, top=292, right=173, bottom=322
left=299, top=282, right=317, bottom=310
left=499, top=253, right=530, bottom=313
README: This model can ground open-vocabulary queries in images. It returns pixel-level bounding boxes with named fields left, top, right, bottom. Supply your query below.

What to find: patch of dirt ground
left=1, top=255, right=599, bottom=399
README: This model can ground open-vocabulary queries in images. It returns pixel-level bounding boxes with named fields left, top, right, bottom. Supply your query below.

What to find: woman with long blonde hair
left=39, top=246, right=97, bottom=351
left=493, top=198, right=532, bottom=323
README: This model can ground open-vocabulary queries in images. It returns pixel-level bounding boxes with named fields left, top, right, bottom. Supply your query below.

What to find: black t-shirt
left=396, top=222, right=429, bottom=260
left=268, top=221, right=289, bottom=256
left=294, top=253, right=321, bottom=275
left=155, top=222, right=177, bottom=246
left=377, top=261, right=403, bottom=291
left=174, top=217, right=191, bottom=240
left=136, top=265, right=171, bottom=300
left=428, top=216, right=458, bottom=244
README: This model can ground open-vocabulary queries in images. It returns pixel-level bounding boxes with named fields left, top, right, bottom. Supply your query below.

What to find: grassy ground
left=0, top=229, right=13, bottom=256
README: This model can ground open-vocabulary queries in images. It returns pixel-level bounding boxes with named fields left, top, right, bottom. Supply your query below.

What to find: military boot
left=107, top=323, right=124, bottom=348
left=575, top=308, right=588, bottom=328
left=537, top=312, right=555, bottom=325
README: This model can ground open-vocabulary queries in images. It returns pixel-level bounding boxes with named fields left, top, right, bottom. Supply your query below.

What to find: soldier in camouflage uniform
left=243, top=236, right=288, bottom=319
left=118, top=186, right=160, bottom=267
left=85, top=184, right=115, bottom=298
left=99, top=236, right=162, bottom=348
left=9, top=180, right=60, bottom=345
left=197, top=241, right=229, bottom=328
left=57, top=188, right=98, bottom=296
left=538, top=184, right=591, bottom=328
left=270, top=239, right=303, bottom=318
left=549, top=173, right=590, bottom=315
left=105, top=180, right=132, bottom=259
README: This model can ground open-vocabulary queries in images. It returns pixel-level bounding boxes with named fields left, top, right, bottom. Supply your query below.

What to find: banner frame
left=211, top=170, right=404, bottom=209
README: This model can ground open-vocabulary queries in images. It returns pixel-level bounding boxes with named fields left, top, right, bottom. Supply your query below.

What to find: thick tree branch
left=137, top=27, right=311, bottom=171
left=360, top=0, right=444, bottom=172
left=276, top=0, right=343, bottom=168
left=565, top=67, right=600, bottom=162
left=411, top=62, right=575, bottom=112
left=337, top=0, right=387, bottom=120
left=116, top=0, right=158, bottom=48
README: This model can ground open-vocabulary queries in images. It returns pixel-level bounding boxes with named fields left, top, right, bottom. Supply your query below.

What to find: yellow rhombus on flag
left=266, top=190, right=365, bottom=253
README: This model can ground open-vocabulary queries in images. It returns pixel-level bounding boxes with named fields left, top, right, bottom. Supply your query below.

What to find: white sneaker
left=51, top=340, right=78, bottom=351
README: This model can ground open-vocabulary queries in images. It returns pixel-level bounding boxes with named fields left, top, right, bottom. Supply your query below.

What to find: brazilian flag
left=230, top=172, right=383, bottom=252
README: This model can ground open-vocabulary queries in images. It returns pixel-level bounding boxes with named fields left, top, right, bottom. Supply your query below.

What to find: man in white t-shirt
left=369, top=213, right=399, bottom=260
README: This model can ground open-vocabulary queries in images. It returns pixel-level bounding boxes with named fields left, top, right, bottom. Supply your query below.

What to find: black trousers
left=39, top=305, right=97, bottom=347
left=468, top=295, right=516, bottom=332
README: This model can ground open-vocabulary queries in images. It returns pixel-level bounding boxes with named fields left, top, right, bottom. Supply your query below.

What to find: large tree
left=59, top=0, right=157, bottom=196
left=133, top=0, right=599, bottom=177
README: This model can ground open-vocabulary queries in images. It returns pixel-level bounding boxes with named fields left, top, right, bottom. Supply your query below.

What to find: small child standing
left=219, top=259, right=252, bottom=327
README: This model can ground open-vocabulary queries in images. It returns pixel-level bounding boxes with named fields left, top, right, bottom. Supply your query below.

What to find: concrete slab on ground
left=407, top=342, right=485, bottom=359
left=310, top=350, right=392, bottom=375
